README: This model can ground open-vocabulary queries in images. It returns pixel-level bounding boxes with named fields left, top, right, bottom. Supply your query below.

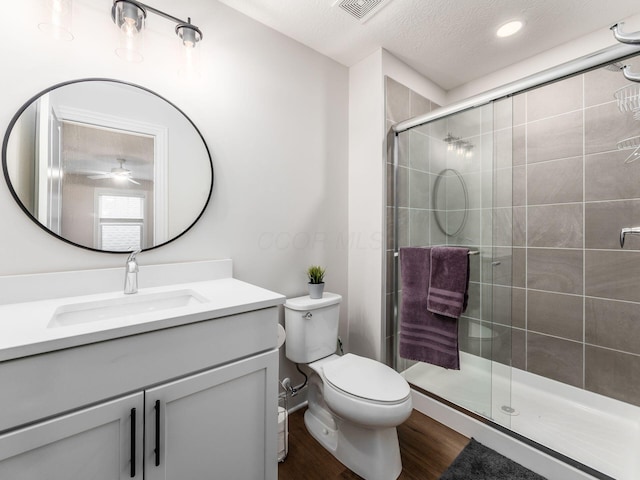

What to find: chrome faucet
left=124, top=249, right=141, bottom=294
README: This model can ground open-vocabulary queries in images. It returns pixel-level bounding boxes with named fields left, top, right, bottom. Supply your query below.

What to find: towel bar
left=394, top=249, right=480, bottom=257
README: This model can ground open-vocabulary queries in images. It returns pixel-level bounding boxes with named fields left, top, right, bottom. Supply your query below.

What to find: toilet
left=284, top=293, right=412, bottom=480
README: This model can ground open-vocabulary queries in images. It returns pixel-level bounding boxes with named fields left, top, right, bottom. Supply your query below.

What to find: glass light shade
left=113, top=1, right=146, bottom=63
left=116, top=33, right=144, bottom=63
left=177, top=25, right=202, bottom=80
left=115, top=28, right=144, bottom=63
left=38, top=0, right=73, bottom=41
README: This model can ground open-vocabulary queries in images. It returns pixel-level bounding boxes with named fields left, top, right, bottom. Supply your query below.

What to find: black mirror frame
left=1, top=78, right=214, bottom=254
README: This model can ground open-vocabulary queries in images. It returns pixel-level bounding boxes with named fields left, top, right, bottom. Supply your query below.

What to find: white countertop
left=0, top=273, right=285, bottom=363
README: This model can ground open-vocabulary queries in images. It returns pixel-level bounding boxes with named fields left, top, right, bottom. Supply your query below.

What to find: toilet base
left=304, top=408, right=402, bottom=480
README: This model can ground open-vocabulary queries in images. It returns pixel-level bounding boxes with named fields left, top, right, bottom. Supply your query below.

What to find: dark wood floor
left=278, top=408, right=469, bottom=480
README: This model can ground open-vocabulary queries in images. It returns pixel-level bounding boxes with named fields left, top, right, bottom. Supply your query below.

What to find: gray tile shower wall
left=385, top=64, right=640, bottom=407
left=385, top=77, right=438, bottom=371
left=510, top=65, right=640, bottom=406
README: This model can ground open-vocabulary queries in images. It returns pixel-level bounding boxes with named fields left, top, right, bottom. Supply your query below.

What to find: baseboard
left=411, top=389, right=599, bottom=480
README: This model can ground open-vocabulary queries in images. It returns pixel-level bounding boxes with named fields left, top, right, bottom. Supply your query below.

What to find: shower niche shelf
left=614, top=82, right=640, bottom=163
left=617, top=135, right=640, bottom=163
left=614, top=83, right=640, bottom=119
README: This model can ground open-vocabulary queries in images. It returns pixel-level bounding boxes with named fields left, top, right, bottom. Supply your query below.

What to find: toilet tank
left=284, top=293, right=342, bottom=363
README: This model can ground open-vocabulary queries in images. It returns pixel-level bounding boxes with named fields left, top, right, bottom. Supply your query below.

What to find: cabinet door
left=0, top=392, right=144, bottom=480
left=145, top=350, right=278, bottom=480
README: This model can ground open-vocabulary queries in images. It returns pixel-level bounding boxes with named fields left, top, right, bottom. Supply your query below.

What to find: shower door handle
left=620, top=227, right=640, bottom=248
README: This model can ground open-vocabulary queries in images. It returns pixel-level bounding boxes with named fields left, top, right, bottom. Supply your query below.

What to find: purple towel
left=399, top=247, right=460, bottom=370
left=427, top=247, right=470, bottom=318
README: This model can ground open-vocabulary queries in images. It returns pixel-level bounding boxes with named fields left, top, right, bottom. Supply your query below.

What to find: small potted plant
left=307, top=265, right=326, bottom=299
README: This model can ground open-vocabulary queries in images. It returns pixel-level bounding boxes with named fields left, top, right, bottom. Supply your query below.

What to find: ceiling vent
left=334, top=0, right=391, bottom=23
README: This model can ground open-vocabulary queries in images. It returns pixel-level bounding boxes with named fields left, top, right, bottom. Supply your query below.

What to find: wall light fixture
left=111, top=0, right=203, bottom=67
left=444, top=133, right=474, bottom=158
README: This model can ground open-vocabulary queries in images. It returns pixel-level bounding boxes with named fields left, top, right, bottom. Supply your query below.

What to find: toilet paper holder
left=277, top=392, right=289, bottom=462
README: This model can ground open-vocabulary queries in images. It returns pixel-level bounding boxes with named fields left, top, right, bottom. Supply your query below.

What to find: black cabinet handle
left=154, top=400, right=161, bottom=467
left=130, top=408, right=136, bottom=478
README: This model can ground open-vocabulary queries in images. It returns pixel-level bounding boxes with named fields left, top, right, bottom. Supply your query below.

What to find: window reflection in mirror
left=97, top=192, right=146, bottom=251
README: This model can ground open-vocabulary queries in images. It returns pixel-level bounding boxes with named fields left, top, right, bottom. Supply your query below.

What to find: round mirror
left=432, top=168, right=468, bottom=237
left=2, top=79, right=213, bottom=253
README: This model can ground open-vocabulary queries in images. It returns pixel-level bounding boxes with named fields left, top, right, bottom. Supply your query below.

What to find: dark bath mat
left=439, top=438, right=547, bottom=480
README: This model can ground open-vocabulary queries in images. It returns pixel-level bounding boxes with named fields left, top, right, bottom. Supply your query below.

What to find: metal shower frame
left=388, top=39, right=640, bottom=369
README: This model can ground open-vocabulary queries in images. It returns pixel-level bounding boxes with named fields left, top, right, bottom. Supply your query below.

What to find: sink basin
left=48, top=289, right=208, bottom=328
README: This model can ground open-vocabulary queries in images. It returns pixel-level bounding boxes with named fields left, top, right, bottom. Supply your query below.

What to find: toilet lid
left=322, top=354, right=410, bottom=403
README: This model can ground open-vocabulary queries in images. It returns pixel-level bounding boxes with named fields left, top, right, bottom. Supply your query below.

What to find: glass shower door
left=395, top=99, right=513, bottom=426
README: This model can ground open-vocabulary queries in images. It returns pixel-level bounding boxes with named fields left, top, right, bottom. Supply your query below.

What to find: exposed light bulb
left=121, top=17, right=139, bottom=37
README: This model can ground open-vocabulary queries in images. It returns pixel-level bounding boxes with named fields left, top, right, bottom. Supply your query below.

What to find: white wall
left=0, top=0, right=348, bottom=389
left=347, top=50, right=384, bottom=360
left=347, top=49, right=446, bottom=361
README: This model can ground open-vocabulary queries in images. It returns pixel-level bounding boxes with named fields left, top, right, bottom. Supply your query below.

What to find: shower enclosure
left=388, top=42, right=640, bottom=480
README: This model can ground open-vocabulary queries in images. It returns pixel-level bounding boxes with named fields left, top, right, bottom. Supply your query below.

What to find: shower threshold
left=402, top=352, right=640, bottom=480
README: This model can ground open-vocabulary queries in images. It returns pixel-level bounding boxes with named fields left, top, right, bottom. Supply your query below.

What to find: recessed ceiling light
left=496, top=20, right=523, bottom=38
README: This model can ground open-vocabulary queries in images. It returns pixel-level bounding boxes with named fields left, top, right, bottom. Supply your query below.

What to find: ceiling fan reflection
left=87, top=158, right=140, bottom=185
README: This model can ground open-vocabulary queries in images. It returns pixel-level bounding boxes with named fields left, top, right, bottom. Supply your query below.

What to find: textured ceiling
left=216, top=0, right=640, bottom=90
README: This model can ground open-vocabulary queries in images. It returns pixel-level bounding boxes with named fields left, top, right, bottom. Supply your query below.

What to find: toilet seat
left=309, top=354, right=413, bottom=429
left=322, top=354, right=410, bottom=404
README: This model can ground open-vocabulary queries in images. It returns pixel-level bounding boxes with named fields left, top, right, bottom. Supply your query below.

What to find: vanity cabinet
left=146, top=351, right=275, bottom=480
left=0, top=393, right=144, bottom=480
left=0, top=307, right=279, bottom=480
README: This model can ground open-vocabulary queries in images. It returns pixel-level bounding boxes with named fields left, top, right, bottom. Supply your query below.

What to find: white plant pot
left=308, top=283, right=325, bottom=299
